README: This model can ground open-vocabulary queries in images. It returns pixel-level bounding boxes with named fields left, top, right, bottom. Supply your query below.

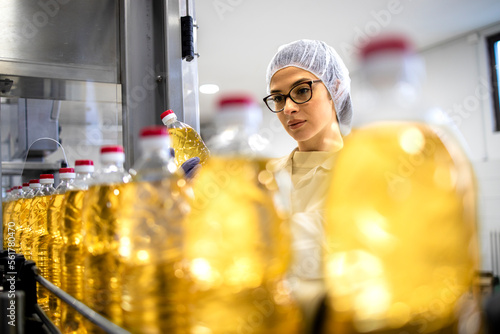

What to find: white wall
left=419, top=23, right=500, bottom=273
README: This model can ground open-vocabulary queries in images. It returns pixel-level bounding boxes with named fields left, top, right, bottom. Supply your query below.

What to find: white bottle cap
left=59, top=167, right=76, bottom=179
left=161, top=109, right=177, bottom=125
left=40, top=174, right=55, bottom=184
left=29, top=179, right=41, bottom=188
left=100, top=146, right=125, bottom=163
left=139, top=126, right=171, bottom=150
left=75, top=160, right=95, bottom=173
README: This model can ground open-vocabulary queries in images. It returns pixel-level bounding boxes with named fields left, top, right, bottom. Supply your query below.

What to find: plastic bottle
left=6, top=186, right=24, bottom=253
left=60, top=160, right=94, bottom=334
left=321, top=36, right=480, bottom=334
left=161, top=109, right=210, bottom=166
left=2, top=188, right=13, bottom=250
left=19, top=179, right=41, bottom=256
left=120, top=126, right=190, bottom=333
left=184, top=96, right=301, bottom=333
left=47, top=167, right=76, bottom=326
left=31, top=174, right=55, bottom=314
left=82, top=146, right=131, bottom=333
left=2, top=187, right=19, bottom=251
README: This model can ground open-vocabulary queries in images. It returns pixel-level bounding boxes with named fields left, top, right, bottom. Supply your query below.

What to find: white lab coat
left=270, top=148, right=337, bottom=328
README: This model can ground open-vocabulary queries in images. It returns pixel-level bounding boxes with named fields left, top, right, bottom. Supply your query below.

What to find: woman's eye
left=272, top=96, right=284, bottom=103
left=295, top=87, right=310, bottom=96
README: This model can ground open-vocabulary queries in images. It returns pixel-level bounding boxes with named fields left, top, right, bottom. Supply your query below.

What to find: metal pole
left=34, top=269, right=131, bottom=334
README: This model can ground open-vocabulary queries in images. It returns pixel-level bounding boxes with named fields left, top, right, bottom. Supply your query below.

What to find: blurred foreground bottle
left=121, top=126, right=190, bottom=333
left=322, top=36, right=480, bottom=334
left=47, top=167, right=75, bottom=326
left=60, top=160, right=94, bottom=334
left=82, top=146, right=131, bottom=333
left=161, top=109, right=210, bottom=166
left=19, top=179, right=41, bottom=256
left=184, top=95, right=302, bottom=333
left=31, top=174, right=56, bottom=314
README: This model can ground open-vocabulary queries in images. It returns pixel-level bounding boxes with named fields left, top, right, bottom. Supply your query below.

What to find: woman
left=264, top=39, right=353, bottom=328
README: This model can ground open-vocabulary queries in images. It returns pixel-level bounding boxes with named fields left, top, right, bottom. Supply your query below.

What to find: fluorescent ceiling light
left=199, top=84, right=219, bottom=94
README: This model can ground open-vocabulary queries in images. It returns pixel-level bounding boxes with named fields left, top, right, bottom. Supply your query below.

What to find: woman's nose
left=283, top=97, right=298, bottom=115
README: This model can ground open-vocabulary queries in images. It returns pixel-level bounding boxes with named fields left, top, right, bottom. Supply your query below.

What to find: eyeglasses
left=263, top=79, right=322, bottom=113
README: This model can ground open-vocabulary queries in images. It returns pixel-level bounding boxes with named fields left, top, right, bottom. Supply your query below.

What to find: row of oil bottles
left=2, top=109, right=305, bottom=334
left=2, top=35, right=484, bottom=334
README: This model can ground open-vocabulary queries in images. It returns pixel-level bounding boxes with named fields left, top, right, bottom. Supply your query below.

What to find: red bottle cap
left=40, top=174, right=54, bottom=179
left=161, top=110, right=175, bottom=119
left=59, top=168, right=75, bottom=173
left=140, top=126, right=169, bottom=137
left=218, top=94, right=257, bottom=108
left=75, top=160, right=94, bottom=166
left=100, top=146, right=124, bottom=154
left=29, top=179, right=40, bottom=184
left=23, top=182, right=30, bottom=187
left=360, top=35, right=413, bottom=59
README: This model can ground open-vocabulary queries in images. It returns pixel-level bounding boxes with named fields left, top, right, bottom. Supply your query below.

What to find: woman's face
left=269, top=66, right=343, bottom=152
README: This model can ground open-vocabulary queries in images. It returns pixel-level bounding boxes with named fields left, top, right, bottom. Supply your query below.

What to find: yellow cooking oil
left=118, top=178, right=190, bottom=334
left=82, top=183, right=134, bottom=333
left=167, top=126, right=210, bottom=166
left=183, top=156, right=302, bottom=333
left=8, top=198, right=24, bottom=251
left=2, top=195, right=15, bottom=250
left=2, top=198, right=15, bottom=250
left=46, top=193, right=65, bottom=327
left=322, top=122, right=478, bottom=334
left=18, top=197, right=34, bottom=255
left=32, top=194, right=54, bottom=314
left=26, top=194, right=47, bottom=260
left=60, top=190, right=87, bottom=334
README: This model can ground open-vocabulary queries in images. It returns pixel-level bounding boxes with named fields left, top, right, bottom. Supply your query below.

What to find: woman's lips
left=288, top=119, right=306, bottom=130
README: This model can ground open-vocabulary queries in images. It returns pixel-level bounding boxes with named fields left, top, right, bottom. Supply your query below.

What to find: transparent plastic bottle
left=60, top=160, right=94, bottom=334
left=6, top=183, right=30, bottom=252
left=7, top=186, right=24, bottom=252
left=2, top=188, right=13, bottom=250
left=47, top=167, right=75, bottom=326
left=19, top=179, right=41, bottom=256
left=31, top=174, right=55, bottom=314
left=184, top=97, right=302, bottom=333
left=82, top=146, right=131, bottom=333
left=121, top=125, right=190, bottom=333
left=2, top=187, right=21, bottom=251
left=322, top=36, right=480, bottom=334
left=161, top=109, right=210, bottom=166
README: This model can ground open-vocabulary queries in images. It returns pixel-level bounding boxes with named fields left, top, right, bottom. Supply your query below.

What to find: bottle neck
left=101, top=161, right=125, bottom=172
left=56, top=179, right=74, bottom=194
left=92, top=160, right=130, bottom=185
left=38, top=183, right=55, bottom=196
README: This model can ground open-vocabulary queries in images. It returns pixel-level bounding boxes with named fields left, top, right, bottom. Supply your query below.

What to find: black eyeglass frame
left=263, top=79, right=323, bottom=113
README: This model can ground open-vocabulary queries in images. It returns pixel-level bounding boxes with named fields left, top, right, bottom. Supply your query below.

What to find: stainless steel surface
left=1, top=161, right=62, bottom=176
left=0, top=0, right=119, bottom=83
left=1, top=98, right=59, bottom=161
left=16, top=99, right=59, bottom=159
left=181, top=0, right=201, bottom=132
left=1, top=0, right=200, bottom=181
left=163, top=0, right=185, bottom=121
left=0, top=75, right=120, bottom=102
left=120, top=0, right=185, bottom=168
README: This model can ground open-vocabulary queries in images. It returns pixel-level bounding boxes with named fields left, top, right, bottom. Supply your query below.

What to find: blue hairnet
left=266, top=39, right=353, bottom=135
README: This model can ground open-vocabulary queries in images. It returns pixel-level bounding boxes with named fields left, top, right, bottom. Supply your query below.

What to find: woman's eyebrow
left=270, top=78, right=314, bottom=94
